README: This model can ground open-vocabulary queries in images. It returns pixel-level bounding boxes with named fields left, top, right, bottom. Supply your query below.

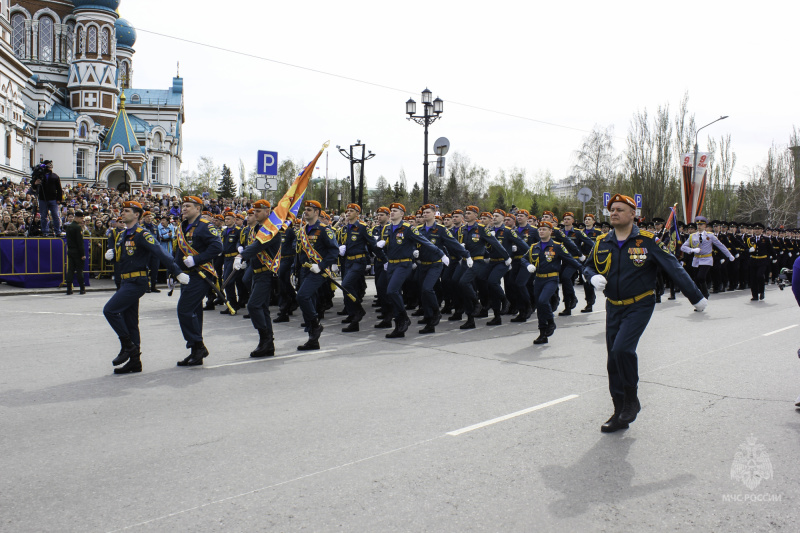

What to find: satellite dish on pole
left=577, top=187, right=592, bottom=203
left=434, top=137, right=450, bottom=156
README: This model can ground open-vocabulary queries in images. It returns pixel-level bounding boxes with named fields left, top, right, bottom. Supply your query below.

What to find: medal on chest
left=396, top=231, right=404, bottom=244
left=125, top=239, right=135, bottom=256
left=628, top=247, right=647, bottom=266
left=544, top=247, right=555, bottom=262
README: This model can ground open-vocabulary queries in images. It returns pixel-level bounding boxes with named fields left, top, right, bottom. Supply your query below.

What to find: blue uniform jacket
left=457, top=223, right=509, bottom=260
left=297, top=220, right=339, bottom=271
left=490, top=225, right=529, bottom=259
left=583, top=226, right=703, bottom=303
left=522, top=239, right=582, bottom=275
left=174, top=215, right=223, bottom=272
left=562, top=227, right=594, bottom=257
left=341, top=220, right=383, bottom=262
left=116, top=224, right=182, bottom=277
left=240, top=223, right=282, bottom=269
left=417, top=223, right=469, bottom=262
left=222, top=225, right=242, bottom=255
left=381, top=221, right=441, bottom=261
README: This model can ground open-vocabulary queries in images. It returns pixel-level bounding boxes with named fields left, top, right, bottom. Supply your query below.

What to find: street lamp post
left=337, top=141, right=375, bottom=208
left=691, top=115, right=729, bottom=201
left=406, top=88, right=443, bottom=204
left=337, top=192, right=342, bottom=214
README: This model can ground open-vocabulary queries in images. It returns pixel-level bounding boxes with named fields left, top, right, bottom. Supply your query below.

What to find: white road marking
left=763, top=324, right=798, bottom=336
left=446, top=394, right=580, bottom=436
left=204, top=349, right=336, bottom=368
left=17, top=311, right=104, bottom=317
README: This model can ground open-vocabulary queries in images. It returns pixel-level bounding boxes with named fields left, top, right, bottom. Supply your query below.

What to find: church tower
left=66, top=0, right=120, bottom=127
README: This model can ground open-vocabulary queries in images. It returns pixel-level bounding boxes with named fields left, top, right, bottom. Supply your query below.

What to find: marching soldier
left=746, top=222, right=773, bottom=301
left=417, top=203, right=465, bottom=333
left=375, top=202, right=445, bottom=338
left=584, top=194, right=705, bottom=433
left=220, top=211, right=242, bottom=313
left=557, top=212, right=592, bottom=316
left=64, top=210, right=86, bottom=295
left=339, top=203, right=383, bottom=332
left=295, top=200, right=339, bottom=350
left=680, top=216, right=734, bottom=298
left=509, top=209, right=538, bottom=322
left=103, top=201, right=187, bottom=374
left=371, top=207, right=390, bottom=319
left=488, top=209, right=527, bottom=325
left=581, top=214, right=602, bottom=311
left=174, top=196, right=224, bottom=366
left=141, top=211, right=161, bottom=293
left=235, top=199, right=281, bottom=357
left=274, top=216, right=298, bottom=323
left=522, top=220, right=582, bottom=344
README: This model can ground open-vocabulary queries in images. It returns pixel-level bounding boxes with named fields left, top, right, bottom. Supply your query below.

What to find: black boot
left=580, top=304, right=593, bottom=313
left=79, top=285, right=86, bottom=295
left=177, top=342, right=208, bottom=366
left=545, top=319, right=556, bottom=336
left=601, top=397, right=629, bottom=433
left=476, top=307, right=489, bottom=318
left=533, top=329, right=548, bottom=344
left=448, top=312, right=463, bottom=321
left=460, top=316, right=476, bottom=330
left=309, top=319, right=324, bottom=341
left=112, top=336, right=139, bottom=366
left=618, top=386, right=641, bottom=424
left=297, top=338, right=320, bottom=350
left=66, top=285, right=73, bottom=295
left=429, top=312, right=442, bottom=327
left=558, top=307, right=572, bottom=316
left=510, top=310, right=528, bottom=323
left=397, top=315, right=410, bottom=333
left=150, top=284, right=161, bottom=293
left=273, top=314, right=289, bottom=323
left=419, top=324, right=436, bottom=334
left=250, top=329, right=275, bottom=358
left=374, top=318, right=393, bottom=329
left=113, top=353, right=142, bottom=374
left=487, top=315, right=502, bottom=326
left=342, top=315, right=355, bottom=324
left=342, top=321, right=360, bottom=332
left=203, top=300, right=215, bottom=311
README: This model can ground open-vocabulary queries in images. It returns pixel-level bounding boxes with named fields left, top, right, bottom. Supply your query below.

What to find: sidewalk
left=0, top=277, right=118, bottom=296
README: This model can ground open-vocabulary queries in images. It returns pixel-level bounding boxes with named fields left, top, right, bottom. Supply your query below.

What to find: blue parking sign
left=634, top=193, right=642, bottom=209
left=602, top=192, right=610, bottom=207
left=257, top=151, right=278, bottom=176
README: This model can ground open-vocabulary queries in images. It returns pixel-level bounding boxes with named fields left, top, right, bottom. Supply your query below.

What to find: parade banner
left=680, top=152, right=710, bottom=224
left=255, top=141, right=329, bottom=244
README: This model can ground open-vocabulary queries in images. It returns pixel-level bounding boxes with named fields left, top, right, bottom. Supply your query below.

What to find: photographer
left=30, top=160, right=63, bottom=236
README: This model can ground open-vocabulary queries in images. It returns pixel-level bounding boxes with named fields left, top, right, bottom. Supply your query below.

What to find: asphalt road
left=2, top=282, right=799, bottom=532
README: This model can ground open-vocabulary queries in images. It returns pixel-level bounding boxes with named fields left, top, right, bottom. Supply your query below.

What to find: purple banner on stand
left=0, top=237, right=91, bottom=288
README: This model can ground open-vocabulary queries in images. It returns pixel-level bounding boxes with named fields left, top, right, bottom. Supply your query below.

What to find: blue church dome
left=73, top=0, right=121, bottom=14
left=115, top=18, right=136, bottom=49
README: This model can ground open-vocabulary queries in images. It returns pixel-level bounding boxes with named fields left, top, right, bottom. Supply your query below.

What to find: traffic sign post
left=577, top=187, right=592, bottom=219
left=634, top=193, right=642, bottom=209
left=602, top=192, right=611, bottom=219
left=255, top=177, right=278, bottom=191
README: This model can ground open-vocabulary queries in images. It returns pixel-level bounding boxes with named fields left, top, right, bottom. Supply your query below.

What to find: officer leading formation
left=100, top=194, right=796, bottom=430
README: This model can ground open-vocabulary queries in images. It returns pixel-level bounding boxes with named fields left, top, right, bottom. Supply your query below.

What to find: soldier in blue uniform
left=295, top=200, right=340, bottom=351
left=522, top=220, right=583, bottom=344
left=375, top=202, right=445, bottom=338
left=274, top=216, right=298, bottom=323
left=509, top=209, right=538, bottom=322
left=339, top=203, right=384, bottom=332
left=416, top=204, right=464, bottom=333
left=103, top=201, right=187, bottom=374
left=220, top=211, right=243, bottom=314
left=235, top=199, right=282, bottom=357
left=440, top=209, right=465, bottom=316
left=173, top=196, right=224, bottom=366
left=107, top=218, right=124, bottom=290
left=487, top=209, right=526, bottom=325
left=371, top=207, right=390, bottom=319
left=581, top=214, right=602, bottom=311
left=141, top=211, right=161, bottom=293
left=584, top=194, right=706, bottom=433
left=451, top=205, right=507, bottom=330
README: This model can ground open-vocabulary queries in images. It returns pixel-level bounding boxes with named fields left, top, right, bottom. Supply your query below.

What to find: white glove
left=233, top=256, right=244, bottom=270
left=412, top=250, right=419, bottom=258
left=511, top=245, right=517, bottom=252
left=442, top=255, right=450, bottom=266
left=720, top=259, right=725, bottom=264
left=504, top=257, right=512, bottom=266
left=104, top=249, right=114, bottom=261
left=412, top=263, right=417, bottom=270
left=167, top=277, right=175, bottom=291
left=331, top=264, right=339, bottom=273
left=310, top=264, right=321, bottom=274
left=772, top=259, right=778, bottom=263
left=339, top=244, right=347, bottom=256
left=749, top=247, right=755, bottom=253
left=237, top=246, right=244, bottom=254
left=693, top=297, right=708, bottom=312
left=691, top=248, right=701, bottom=254
left=177, top=273, right=190, bottom=284
left=466, top=257, right=474, bottom=268
left=383, top=262, right=388, bottom=271
left=460, top=242, right=466, bottom=248
left=780, top=251, right=784, bottom=254
left=377, top=240, right=386, bottom=249
left=591, top=275, right=607, bottom=290
left=735, top=253, right=740, bottom=258
left=527, top=264, right=536, bottom=273
left=374, top=235, right=379, bottom=240
left=183, top=256, right=195, bottom=268
left=579, top=255, right=586, bottom=262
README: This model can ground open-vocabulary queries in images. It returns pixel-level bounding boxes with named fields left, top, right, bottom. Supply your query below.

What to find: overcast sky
left=122, top=0, right=798, bottom=194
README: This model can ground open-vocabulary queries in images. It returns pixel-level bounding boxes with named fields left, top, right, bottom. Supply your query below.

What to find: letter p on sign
left=257, top=150, right=278, bottom=176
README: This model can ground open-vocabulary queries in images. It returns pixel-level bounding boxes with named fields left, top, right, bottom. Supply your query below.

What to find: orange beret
left=607, top=193, right=636, bottom=210
left=253, top=199, right=271, bottom=209
left=584, top=213, right=596, bottom=220
left=247, top=208, right=255, bottom=215
left=492, top=208, right=506, bottom=216
left=389, top=202, right=406, bottom=212
left=516, top=209, right=529, bottom=216
left=346, top=203, right=361, bottom=213
left=542, top=210, right=555, bottom=218
left=421, top=203, right=436, bottom=212
left=182, top=196, right=203, bottom=205
left=122, top=201, right=143, bottom=212
left=451, top=209, right=464, bottom=215
left=376, top=206, right=390, bottom=214
left=480, top=212, right=492, bottom=218
left=563, top=212, right=574, bottom=218
left=539, top=220, right=554, bottom=229
left=465, top=205, right=480, bottom=214
left=305, top=200, right=322, bottom=209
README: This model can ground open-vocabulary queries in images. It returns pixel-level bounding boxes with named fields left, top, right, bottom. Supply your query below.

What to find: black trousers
left=749, top=259, right=768, bottom=298
left=606, top=298, right=655, bottom=400
left=66, top=253, right=84, bottom=289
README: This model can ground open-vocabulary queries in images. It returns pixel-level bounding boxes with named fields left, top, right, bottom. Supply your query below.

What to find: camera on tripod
left=778, top=267, right=792, bottom=290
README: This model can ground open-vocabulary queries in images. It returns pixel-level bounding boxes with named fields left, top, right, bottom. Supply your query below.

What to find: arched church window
left=113, top=146, right=123, bottom=159
left=79, top=123, right=88, bottom=139
left=131, top=93, right=140, bottom=103
left=153, top=133, right=162, bottom=150
left=39, top=16, right=54, bottom=62
left=87, top=26, right=97, bottom=54
left=78, top=27, right=84, bottom=54
left=118, top=61, right=128, bottom=88
left=11, top=14, right=25, bottom=58
left=65, top=23, right=75, bottom=62
left=100, top=27, right=109, bottom=54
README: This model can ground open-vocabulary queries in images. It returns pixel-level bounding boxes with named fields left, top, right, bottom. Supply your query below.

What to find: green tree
left=216, top=164, right=237, bottom=199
